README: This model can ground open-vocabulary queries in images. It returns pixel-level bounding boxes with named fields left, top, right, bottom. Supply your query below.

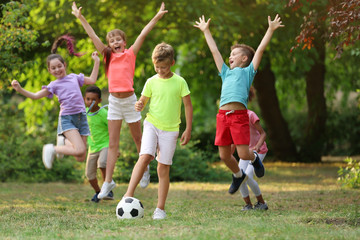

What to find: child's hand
left=180, top=129, right=191, bottom=146
left=194, top=15, right=211, bottom=32
left=268, top=14, right=285, bottom=31
left=135, top=100, right=144, bottom=112
left=71, top=2, right=82, bottom=18
left=91, top=51, right=100, bottom=62
left=155, top=2, right=168, bottom=19
left=11, top=80, right=21, bottom=92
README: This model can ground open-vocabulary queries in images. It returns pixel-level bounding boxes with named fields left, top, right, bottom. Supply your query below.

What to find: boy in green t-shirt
left=123, top=42, right=193, bottom=219
left=84, top=86, right=113, bottom=202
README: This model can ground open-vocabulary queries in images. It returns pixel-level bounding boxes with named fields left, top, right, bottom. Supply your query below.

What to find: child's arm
left=252, top=14, right=284, bottom=71
left=250, top=120, right=267, bottom=153
left=132, top=2, right=168, bottom=55
left=194, top=15, right=224, bottom=73
left=11, top=80, right=50, bottom=99
left=135, top=95, right=150, bottom=112
left=180, top=94, right=193, bottom=146
left=72, top=2, right=106, bottom=54
left=84, top=51, right=100, bottom=85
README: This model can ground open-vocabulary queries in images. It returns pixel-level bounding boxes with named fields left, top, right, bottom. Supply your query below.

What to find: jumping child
left=72, top=2, right=168, bottom=199
left=11, top=35, right=100, bottom=169
left=194, top=15, right=284, bottom=194
left=124, top=42, right=193, bottom=220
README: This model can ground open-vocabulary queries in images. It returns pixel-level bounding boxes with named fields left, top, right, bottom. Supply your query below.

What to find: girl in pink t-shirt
left=72, top=2, right=168, bottom=199
left=11, top=35, right=100, bottom=170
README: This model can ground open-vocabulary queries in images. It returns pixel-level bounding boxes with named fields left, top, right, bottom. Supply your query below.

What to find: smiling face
left=229, top=48, right=248, bottom=69
left=108, top=35, right=126, bottom=53
left=48, top=58, right=67, bottom=79
left=84, top=91, right=101, bottom=110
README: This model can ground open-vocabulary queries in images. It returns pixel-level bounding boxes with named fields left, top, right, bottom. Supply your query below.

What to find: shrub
left=338, top=157, right=360, bottom=189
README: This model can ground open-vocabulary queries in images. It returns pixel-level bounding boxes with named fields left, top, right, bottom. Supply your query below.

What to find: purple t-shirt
left=42, top=73, right=85, bottom=116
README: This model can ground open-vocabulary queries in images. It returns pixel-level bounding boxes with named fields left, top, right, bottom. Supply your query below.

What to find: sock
left=251, top=152, right=257, bottom=163
left=233, top=170, right=243, bottom=178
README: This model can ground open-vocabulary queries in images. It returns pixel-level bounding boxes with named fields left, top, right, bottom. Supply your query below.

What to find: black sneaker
left=254, top=201, right=268, bottom=210
left=102, top=190, right=114, bottom=200
left=91, top=192, right=100, bottom=203
left=228, top=170, right=248, bottom=194
left=241, top=204, right=254, bottom=211
left=252, top=152, right=265, bottom=178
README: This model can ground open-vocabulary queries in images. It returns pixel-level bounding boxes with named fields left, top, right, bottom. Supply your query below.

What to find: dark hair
left=51, top=35, right=83, bottom=57
left=46, top=54, right=65, bottom=67
left=104, top=29, right=127, bottom=75
left=85, top=85, right=102, bottom=99
left=231, top=44, right=255, bottom=67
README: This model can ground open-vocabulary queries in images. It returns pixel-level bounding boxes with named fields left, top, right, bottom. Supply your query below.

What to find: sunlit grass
left=0, top=163, right=359, bottom=239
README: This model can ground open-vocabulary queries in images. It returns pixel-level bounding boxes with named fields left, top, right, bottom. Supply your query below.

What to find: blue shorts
left=57, top=112, right=90, bottom=136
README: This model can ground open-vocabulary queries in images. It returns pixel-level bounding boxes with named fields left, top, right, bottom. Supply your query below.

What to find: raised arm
left=194, top=15, right=224, bottom=73
left=84, top=51, right=101, bottom=85
left=180, top=94, right=193, bottom=146
left=252, top=14, right=284, bottom=71
left=72, top=2, right=106, bottom=54
left=132, top=2, right=168, bottom=55
left=11, top=80, right=50, bottom=100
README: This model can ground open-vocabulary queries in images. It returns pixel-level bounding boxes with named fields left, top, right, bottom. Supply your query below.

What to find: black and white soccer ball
left=116, top=197, right=144, bottom=219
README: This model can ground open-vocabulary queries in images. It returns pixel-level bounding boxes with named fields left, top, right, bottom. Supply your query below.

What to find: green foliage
left=338, top=157, right=360, bottom=189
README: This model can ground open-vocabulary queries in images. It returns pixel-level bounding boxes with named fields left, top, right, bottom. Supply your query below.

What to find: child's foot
left=98, top=180, right=116, bottom=199
left=91, top=192, right=100, bottom=203
left=56, top=135, right=65, bottom=159
left=251, top=151, right=265, bottom=178
left=152, top=208, right=166, bottom=220
left=102, top=190, right=114, bottom=200
left=241, top=204, right=254, bottom=211
left=140, top=165, right=150, bottom=188
left=254, top=201, right=268, bottom=210
left=228, top=170, right=248, bottom=194
left=42, top=144, right=55, bottom=169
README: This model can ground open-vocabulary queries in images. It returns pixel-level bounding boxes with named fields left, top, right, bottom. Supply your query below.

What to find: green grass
left=0, top=163, right=359, bottom=240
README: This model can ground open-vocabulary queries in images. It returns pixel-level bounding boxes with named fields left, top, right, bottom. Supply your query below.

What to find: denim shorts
left=57, top=112, right=90, bottom=136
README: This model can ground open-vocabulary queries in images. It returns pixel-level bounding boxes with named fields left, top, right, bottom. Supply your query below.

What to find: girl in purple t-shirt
left=11, top=35, right=100, bottom=169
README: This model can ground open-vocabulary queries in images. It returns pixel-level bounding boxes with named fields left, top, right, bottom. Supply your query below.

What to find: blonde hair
left=231, top=44, right=255, bottom=67
left=152, top=42, right=174, bottom=63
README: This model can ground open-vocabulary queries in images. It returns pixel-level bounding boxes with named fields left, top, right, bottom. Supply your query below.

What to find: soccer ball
left=116, top=197, right=144, bottom=219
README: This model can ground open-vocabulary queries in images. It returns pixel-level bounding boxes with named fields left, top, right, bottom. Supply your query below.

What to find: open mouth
left=114, top=47, right=121, bottom=51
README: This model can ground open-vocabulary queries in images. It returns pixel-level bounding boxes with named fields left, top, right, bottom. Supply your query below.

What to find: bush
left=338, top=157, right=360, bottom=189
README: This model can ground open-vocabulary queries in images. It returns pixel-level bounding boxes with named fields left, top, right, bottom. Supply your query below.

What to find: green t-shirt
left=142, top=73, right=190, bottom=131
left=86, top=107, right=109, bottom=153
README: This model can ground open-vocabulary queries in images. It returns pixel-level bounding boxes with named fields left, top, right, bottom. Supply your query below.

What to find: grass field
left=0, top=162, right=359, bottom=239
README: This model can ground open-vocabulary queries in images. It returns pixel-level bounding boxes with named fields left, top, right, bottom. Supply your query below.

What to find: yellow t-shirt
left=142, top=73, right=190, bottom=131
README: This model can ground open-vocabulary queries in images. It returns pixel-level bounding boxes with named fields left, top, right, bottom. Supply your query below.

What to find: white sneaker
left=140, top=165, right=150, bottom=188
left=152, top=208, right=166, bottom=220
left=56, top=135, right=65, bottom=159
left=98, top=180, right=116, bottom=199
left=42, top=144, right=55, bottom=169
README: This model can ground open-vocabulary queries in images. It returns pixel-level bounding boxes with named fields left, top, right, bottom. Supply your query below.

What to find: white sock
left=233, top=170, right=243, bottom=178
left=251, top=152, right=257, bottom=163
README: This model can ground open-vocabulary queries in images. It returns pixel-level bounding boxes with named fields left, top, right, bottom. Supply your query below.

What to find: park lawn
left=0, top=162, right=359, bottom=240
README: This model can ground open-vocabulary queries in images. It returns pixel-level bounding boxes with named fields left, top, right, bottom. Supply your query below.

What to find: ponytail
left=51, top=34, right=84, bottom=57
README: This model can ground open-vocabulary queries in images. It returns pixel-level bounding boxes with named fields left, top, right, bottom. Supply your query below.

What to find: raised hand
left=11, top=80, right=21, bottom=92
left=194, top=15, right=211, bottom=32
left=155, top=2, right=168, bottom=19
left=71, top=2, right=82, bottom=18
left=91, top=51, right=100, bottom=62
left=268, top=14, right=285, bottom=31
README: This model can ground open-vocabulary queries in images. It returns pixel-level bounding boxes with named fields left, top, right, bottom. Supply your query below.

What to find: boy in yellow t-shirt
left=123, top=42, right=193, bottom=220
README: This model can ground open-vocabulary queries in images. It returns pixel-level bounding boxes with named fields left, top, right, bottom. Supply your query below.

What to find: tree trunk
left=253, top=61, right=298, bottom=162
left=300, top=39, right=327, bottom=162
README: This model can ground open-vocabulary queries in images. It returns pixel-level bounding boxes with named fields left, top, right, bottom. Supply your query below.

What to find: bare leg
left=55, top=129, right=87, bottom=161
left=128, top=120, right=142, bottom=153
left=236, top=144, right=255, bottom=161
left=89, top=178, right=100, bottom=192
left=218, top=145, right=241, bottom=173
left=157, top=162, right=170, bottom=210
left=124, top=154, right=153, bottom=197
left=100, top=168, right=106, bottom=181
left=105, top=120, right=122, bottom=183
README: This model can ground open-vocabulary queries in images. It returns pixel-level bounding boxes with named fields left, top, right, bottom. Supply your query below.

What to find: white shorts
left=107, top=93, right=141, bottom=123
left=140, top=120, right=179, bottom=165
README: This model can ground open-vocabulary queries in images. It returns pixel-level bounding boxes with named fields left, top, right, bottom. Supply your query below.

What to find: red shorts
left=214, top=109, right=250, bottom=146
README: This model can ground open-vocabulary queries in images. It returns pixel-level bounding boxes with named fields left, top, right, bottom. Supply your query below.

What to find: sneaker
left=254, top=201, right=268, bottom=210
left=153, top=208, right=166, bottom=220
left=98, top=180, right=116, bottom=199
left=42, top=144, right=55, bottom=169
left=251, top=151, right=265, bottom=178
left=91, top=192, right=100, bottom=203
left=102, top=190, right=114, bottom=200
left=241, top=204, right=254, bottom=211
left=56, top=135, right=65, bottom=159
left=140, top=165, right=150, bottom=188
left=228, top=170, right=248, bottom=194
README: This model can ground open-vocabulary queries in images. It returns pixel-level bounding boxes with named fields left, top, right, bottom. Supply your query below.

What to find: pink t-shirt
left=248, top=110, right=268, bottom=154
left=107, top=47, right=136, bottom=93
left=42, top=73, right=85, bottom=116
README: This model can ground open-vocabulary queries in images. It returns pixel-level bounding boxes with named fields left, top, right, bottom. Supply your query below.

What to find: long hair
left=104, top=29, right=127, bottom=75
left=51, top=34, right=84, bottom=57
